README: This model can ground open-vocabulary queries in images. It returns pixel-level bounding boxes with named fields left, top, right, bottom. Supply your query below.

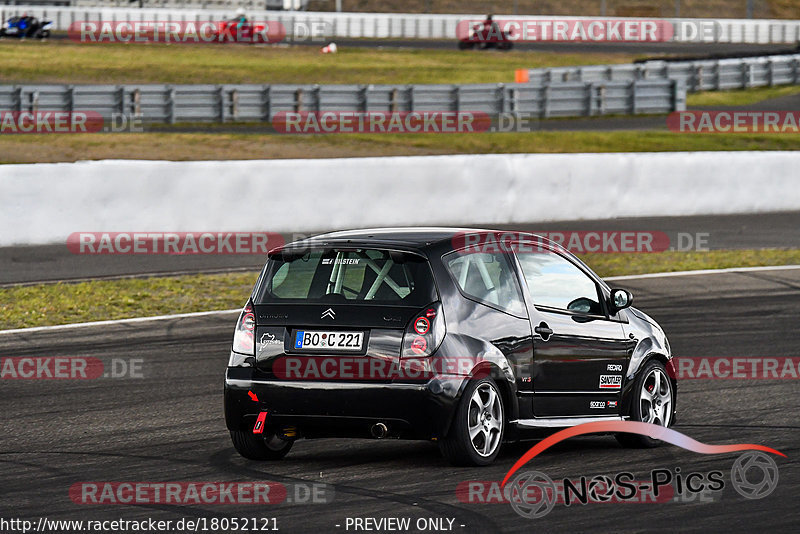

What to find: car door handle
left=535, top=322, right=553, bottom=341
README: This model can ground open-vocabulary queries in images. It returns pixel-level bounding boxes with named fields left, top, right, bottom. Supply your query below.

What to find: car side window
left=444, top=251, right=527, bottom=317
left=516, top=250, right=604, bottom=316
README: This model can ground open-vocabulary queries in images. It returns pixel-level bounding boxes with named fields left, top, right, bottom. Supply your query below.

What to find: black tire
left=616, top=359, right=674, bottom=448
left=439, top=377, right=504, bottom=466
left=230, top=429, right=293, bottom=460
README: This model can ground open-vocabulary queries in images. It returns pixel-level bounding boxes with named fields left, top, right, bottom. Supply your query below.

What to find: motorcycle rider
left=233, top=7, right=249, bottom=30
left=481, top=14, right=500, bottom=40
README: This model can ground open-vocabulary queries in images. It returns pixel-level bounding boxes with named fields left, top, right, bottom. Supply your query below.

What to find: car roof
left=293, top=227, right=525, bottom=250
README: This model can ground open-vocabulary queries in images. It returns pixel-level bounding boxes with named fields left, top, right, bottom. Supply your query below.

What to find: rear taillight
left=232, top=301, right=255, bottom=355
left=402, top=302, right=445, bottom=358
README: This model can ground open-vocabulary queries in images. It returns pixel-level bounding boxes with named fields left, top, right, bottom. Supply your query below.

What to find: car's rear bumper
left=224, top=367, right=466, bottom=440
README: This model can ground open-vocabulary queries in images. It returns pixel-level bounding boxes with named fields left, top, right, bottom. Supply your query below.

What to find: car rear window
left=254, top=248, right=437, bottom=306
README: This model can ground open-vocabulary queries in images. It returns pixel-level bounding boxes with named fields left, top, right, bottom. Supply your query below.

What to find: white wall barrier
left=2, top=6, right=800, bottom=43
left=1, top=151, right=799, bottom=247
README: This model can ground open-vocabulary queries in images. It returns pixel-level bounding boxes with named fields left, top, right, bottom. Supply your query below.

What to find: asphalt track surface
left=2, top=211, right=798, bottom=286
left=1, top=267, right=798, bottom=533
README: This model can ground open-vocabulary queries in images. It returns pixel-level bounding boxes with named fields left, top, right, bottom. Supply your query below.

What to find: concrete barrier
left=1, top=151, right=798, bottom=246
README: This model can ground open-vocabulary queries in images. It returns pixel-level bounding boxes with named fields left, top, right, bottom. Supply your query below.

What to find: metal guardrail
left=0, top=80, right=684, bottom=124
left=2, top=6, right=800, bottom=43
left=523, top=53, right=800, bottom=92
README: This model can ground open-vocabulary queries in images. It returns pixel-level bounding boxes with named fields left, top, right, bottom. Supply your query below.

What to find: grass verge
left=583, top=249, right=800, bottom=277
left=2, top=249, right=799, bottom=329
left=0, top=41, right=636, bottom=85
left=3, top=130, right=800, bottom=163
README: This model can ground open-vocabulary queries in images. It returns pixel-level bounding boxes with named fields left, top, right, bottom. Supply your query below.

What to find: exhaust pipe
left=370, top=422, right=388, bottom=439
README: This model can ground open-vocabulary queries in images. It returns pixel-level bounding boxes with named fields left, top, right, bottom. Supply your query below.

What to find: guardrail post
left=630, top=81, right=637, bottom=115
left=495, top=83, right=505, bottom=114
left=452, top=85, right=460, bottom=113
left=672, top=80, right=687, bottom=112
left=741, top=62, right=752, bottom=89
left=166, top=87, right=175, bottom=124
left=66, top=85, right=75, bottom=114
left=693, top=64, right=703, bottom=92
left=312, top=85, right=321, bottom=113
left=542, top=84, right=550, bottom=119
left=598, top=85, right=606, bottom=115
left=113, top=86, right=123, bottom=116
left=12, top=86, right=21, bottom=113
left=29, top=90, right=39, bottom=114
left=766, top=60, right=774, bottom=87
left=390, top=88, right=398, bottom=112
left=230, top=88, right=239, bottom=122
left=295, top=88, right=304, bottom=113
left=407, top=85, right=414, bottom=112
left=606, top=66, right=613, bottom=81
left=217, top=86, right=225, bottom=122
left=791, top=58, right=800, bottom=85
left=586, top=83, right=595, bottom=116
left=714, top=62, right=722, bottom=90
left=131, top=88, right=141, bottom=118
left=263, top=86, right=271, bottom=121
left=358, top=85, right=368, bottom=112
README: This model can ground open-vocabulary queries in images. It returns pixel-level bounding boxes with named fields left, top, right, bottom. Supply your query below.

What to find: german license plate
left=294, top=331, right=364, bottom=351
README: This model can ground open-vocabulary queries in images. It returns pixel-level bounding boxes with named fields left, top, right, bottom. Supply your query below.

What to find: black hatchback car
left=225, top=228, right=676, bottom=466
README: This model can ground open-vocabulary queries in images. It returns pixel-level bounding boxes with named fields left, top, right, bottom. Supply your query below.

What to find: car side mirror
left=608, top=288, right=633, bottom=315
